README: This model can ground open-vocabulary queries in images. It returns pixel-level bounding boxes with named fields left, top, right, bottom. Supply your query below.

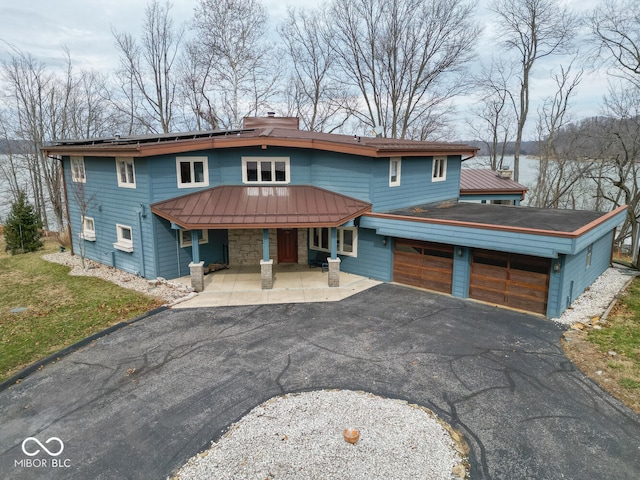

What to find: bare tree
left=192, top=0, right=280, bottom=129
left=591, top=0, right=640, bottom=89
left=490, top=0, right=578, bottom=181
left=113, top=0, right=184, bottom=133
left=529, top=62, right=592, bottom=209
left=1, top=47, right=64, bottom=230
left=590, top=85, right=640, bottom=266
left=467, top=60, right=517, bottom=170
left=278, top=6, right=354, bottom=132
left=69, top=180, right=97, bottom=269
left=178, top=40, right=219, bottom=130
left=329, top=0, right=480, bottom=140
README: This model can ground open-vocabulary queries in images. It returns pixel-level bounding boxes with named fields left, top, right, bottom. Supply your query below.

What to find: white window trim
left=113, top=224, right=134, bottom=252
left=71, top=156, right=86, bottom=183
left=242, top=157, right=290, bottom=184
left=389, top=157, right=401, bottom=187
left=80, top=216, right=96, bottom=241
left=116, top=157, right=136, bottom=188
left=176, top=156, right=209, bottom=189
left=180, top=229, right=209, bottom=248
left=432, top=156, right=447, bottom=182
left=309, top=227, right=358, bottom=257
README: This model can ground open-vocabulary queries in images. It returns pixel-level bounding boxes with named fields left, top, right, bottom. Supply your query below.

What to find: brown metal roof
left=44, top=126, right=479, bottom=159
left=150, top=185, right=372, bottom=229
left=460, top=169, right=528, bottom=195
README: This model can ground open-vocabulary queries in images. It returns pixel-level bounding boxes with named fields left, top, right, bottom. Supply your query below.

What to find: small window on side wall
left=80, top=216, right=96, bottom=241
left=432, top=156, right=447, bottom=182
left=71, top=156, right=86, bottom=183
left=586, top=244, right=593, bottom=268
left=176, top=157, right=209, bottom=188
left=116, top=158, right=136, bottom=188
left=389, top=157, right=401, bottom=187
left=180, top=229, right=209, bottom=247
left=114, top=224, right=134, bottom=252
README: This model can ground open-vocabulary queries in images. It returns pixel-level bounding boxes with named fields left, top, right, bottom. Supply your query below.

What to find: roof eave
left=43, top=136, right=479, bottom=159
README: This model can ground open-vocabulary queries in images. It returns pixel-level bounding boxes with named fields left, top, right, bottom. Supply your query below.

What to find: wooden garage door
left=470, top=249, right=550, bottom=315
left=394, top=239, right=454, bottom=294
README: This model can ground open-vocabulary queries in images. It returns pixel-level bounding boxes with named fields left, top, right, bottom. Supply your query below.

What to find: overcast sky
left=0, top=0, right=608, bottom=139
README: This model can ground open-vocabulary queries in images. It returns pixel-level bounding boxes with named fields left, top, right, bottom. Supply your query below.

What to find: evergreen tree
left=3, top=191, right=43, bottom=255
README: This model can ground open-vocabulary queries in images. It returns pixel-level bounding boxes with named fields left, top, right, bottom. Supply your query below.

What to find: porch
left=172, top=263, right=380, bottom=308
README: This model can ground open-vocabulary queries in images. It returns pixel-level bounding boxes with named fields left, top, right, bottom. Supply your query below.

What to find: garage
left=393, top=239, right=454, bottom=294
left=469, top=249, right=550, bottom=315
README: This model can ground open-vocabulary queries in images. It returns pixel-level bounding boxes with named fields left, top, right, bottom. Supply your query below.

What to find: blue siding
left=372, top=156, right=461, bottom=211
left=65, top=156, right=153, bottom=277
left=154, top=216, right=228, bottom=279
left=339, top=227, right=392, bottom=281
left=554, top=230, right=614, bottom=316
left=452, top=247, right=470, bottom=298
left=310, top=151, right=371, bottom=203
left=360, top=216, right=573, bottom=258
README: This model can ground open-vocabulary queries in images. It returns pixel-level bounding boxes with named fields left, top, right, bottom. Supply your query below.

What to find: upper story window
left=242, top=157, right=290, bottom=184
left=114, top=224, right=134, bottom=252
left=309, top=227, right=358, bottom=257
left=116, top=157, right=136, bottom=188
left=177, top=156, right=209, bottom=188
left=180, top=229, right=209, bottom=248
left=432, top=156, right=447, bottom=182
left=71, top=156, right=86, bottom=183
left=80, top=216, right=96, bottom=241
left=389, top=157, right=401, bottom=187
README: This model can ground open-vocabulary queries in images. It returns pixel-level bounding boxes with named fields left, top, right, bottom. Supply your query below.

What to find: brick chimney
left=243, top=113, right=300, bottom=130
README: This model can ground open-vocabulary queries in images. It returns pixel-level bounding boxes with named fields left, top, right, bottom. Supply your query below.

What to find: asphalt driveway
left=1, top=284, right=639, bottom=479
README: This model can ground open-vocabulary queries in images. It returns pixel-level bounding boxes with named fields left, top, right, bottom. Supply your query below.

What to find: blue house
left=45, top=115, right=627, bottom=318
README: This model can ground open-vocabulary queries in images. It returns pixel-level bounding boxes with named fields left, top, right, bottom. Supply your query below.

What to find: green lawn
left=0, top=239, right=163, bottom=383
left=588, top=278, right=640, bottom=407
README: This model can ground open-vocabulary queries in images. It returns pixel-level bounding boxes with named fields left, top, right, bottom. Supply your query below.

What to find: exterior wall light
left=553, top=262, right=561, bottom=273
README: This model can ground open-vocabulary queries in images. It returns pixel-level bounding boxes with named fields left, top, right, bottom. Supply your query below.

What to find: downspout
left=176, top=230, right=181, bottom=277
left=138, top=205, right=146, bottom=278
left=50, top=154, right=74, bottom=256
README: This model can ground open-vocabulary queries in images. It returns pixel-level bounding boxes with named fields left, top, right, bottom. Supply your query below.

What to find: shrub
left=3, top=191, right=44, bottom=255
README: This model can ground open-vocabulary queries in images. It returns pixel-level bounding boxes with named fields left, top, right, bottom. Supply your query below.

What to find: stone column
left=261, top=259, right=274, bottom=289
left=189, top=261, right=205, bottom=292
left=328, top=257, right=341, bottom=287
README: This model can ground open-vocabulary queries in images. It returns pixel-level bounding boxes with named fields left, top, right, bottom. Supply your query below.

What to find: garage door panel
left=470, top=249, right=550, bottom=315
left=471, top=263, right=508, bottom=280
left=508, top=283, right=547, bottom=299
left=421, top=256, right=452, bottom=268
left=394, top=240, right=453, bottom=294
left=509, top=270, right=548, bottom=286
left=469, top=287, right=506, bottom=305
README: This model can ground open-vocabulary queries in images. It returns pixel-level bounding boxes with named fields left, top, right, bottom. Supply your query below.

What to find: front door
left=277, top=229, right=298, bottom=263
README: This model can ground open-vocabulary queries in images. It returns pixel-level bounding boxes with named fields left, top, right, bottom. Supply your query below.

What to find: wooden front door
left=277, top=229, right=298, bottom=263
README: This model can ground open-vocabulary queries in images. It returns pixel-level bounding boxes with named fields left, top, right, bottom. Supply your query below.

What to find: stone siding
left=228, top=228, right=309, bottom=265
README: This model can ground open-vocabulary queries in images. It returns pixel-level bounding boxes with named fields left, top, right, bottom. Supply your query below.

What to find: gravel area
left=551, top=265, right=637, bottom=326
left=42, top=251, right=195, bottom=305
left=172, top=390, right=468, bottom=480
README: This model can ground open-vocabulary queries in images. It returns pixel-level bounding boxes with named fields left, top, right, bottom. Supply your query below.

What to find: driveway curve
left=1, top=284, right=639, bottom=479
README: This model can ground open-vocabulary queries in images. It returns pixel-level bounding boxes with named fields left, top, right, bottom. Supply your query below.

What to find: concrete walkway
left=172, top=264, right=381, bottom=308
left=1, top=285, right=639, bottom=479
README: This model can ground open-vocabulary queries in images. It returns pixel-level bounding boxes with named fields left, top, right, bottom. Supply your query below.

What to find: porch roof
left=150, top=185, right=372, bottom=229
